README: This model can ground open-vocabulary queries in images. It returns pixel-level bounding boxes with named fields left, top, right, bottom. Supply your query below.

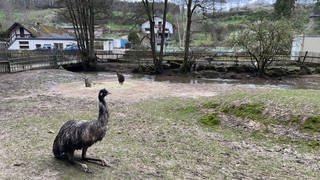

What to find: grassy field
left=0, top=9, right=59, bottom=30
left=0, top=69, right=319, bottom=179
left=0, top=3, right=313, bottom=46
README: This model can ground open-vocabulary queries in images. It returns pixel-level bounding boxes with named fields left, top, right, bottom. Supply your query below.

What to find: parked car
left=34, top=44, right=52, bottom=51
left=64, top=44, right=79, bottom=51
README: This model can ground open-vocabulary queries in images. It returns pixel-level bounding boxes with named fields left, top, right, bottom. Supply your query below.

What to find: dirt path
left=51, top=78, right=238, bottom=103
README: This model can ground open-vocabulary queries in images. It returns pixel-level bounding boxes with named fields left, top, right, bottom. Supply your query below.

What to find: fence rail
left=0, top=51, right=81, bottom=73
left=1, top=50, right=320, bottom=73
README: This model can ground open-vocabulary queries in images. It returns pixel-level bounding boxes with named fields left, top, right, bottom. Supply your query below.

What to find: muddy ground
left=0, top=69, right=319, bottom=179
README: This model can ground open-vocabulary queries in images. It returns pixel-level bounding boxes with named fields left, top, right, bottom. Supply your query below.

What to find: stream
left=84, top=72, right=320, bottom=90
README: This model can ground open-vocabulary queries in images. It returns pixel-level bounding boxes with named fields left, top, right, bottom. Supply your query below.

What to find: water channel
left=85, top=72, right=320, bottom=90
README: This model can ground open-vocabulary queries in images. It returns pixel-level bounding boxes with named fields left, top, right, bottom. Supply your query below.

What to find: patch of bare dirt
left=50, top=75, right=238, bottom=103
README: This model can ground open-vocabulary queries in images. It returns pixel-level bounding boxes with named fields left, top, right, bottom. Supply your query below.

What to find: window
left=94, top=42, right=103, bottom=50
left=19, top=41, right=29, bottom=49
left=36, top=44, right=41, bottom=49
left=20, top=27, right=25, bottom=37
left=54, top=43, right=63, bottom=50
left=145, top=28, right=150, bottom=31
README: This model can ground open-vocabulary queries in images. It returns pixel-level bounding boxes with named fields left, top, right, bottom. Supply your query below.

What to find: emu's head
left=98, top=88, right=110, bottom=100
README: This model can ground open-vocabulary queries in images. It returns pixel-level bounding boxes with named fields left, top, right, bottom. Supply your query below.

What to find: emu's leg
left=82, top=147, right=109, bottom=167
left=67, top=151, right=91, bottom=173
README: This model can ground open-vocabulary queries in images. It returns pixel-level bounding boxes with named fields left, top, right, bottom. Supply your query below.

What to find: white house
left=7, top=22, right=113, bottom=51
left=291, top=34, right=320, bottom=61
left=291, top=8, right=320, bottom=61
left=141, top=17, right=174, bottom=41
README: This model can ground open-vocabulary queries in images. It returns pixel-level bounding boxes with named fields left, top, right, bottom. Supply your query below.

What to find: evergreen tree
left=274, top=0, right=296, bottom=18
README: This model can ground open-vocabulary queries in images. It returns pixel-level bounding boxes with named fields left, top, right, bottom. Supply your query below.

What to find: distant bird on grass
left=84, top=77, right=92, bottom=87
left=53, top=89, right=111, bottom=173
left=116, top=72, right=125, bottom=85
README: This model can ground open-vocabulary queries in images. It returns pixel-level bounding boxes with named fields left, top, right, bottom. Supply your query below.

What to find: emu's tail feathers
left=52, top=138, right=61, bottom=159
left=52, top=137, right=67, bottom=159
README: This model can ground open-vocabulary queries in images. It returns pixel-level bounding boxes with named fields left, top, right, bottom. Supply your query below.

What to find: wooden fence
left=0, top=51, right=81, bottom=73
left=118, top=50, right=296, bottom=66
left=1, top=50, right=320, bottom=73
left=118, top=50, right=320, bottom=67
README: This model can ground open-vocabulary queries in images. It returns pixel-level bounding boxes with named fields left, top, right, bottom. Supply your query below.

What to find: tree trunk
left=149, top=14, right=158, bottom=73
left=257, top=60, right=267, bottom=77
left=65, top=0, right=97, bottom=70
left=158, top=0, right=168, bottom=74
left=181, top=0, right=193, bottom=73
left=142, top=0, right=161, bottom=74
left=88, top=0, right=96, bottom=68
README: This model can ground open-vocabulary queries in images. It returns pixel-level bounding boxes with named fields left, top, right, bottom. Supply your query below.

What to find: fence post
left=302, top=51, right=308, bottom=64
left=54, top=53, right=59, bottom=68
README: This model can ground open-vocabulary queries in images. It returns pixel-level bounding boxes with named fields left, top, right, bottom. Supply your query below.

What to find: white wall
left=9, top=27, right=32, bottom=44
left=141, top=17, right=173, bottom=34
left=103, top=40, right=114, bottom=51
left=291, top=34, right=320, bottom=61
left=113, top=39, right=121, bottom=48
left=8, top=39, right=77, bottom=50
left=9, top=38, right=116, bottom=51
left=291, top=35, right=303, bottom=60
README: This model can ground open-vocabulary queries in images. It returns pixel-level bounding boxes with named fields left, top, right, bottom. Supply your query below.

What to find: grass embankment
left=202, top=89, right=320, bottom=148
left=140, top=89, right=320, bottom=150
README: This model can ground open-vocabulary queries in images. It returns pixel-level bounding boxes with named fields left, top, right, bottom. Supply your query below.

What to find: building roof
left=310, top=7, right=320, bottom=18
left=141, top=17, right=173, bottom=26
left=8, top=22, right=75, bottom=39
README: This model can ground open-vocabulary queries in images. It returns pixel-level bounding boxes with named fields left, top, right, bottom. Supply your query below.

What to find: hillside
left=0, top=2, right=315, bottom=46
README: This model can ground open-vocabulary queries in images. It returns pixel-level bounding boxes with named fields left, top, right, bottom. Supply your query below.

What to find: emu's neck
left=97, top=97, right=109, bottom=126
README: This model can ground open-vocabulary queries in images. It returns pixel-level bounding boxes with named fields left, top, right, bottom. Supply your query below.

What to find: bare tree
left=141, top=0, right=169, bottom=74
left=180, top=0, right=217, bottom=73
left=58, top=0, right=113, bottom=69
left=159, top=0, right=169, bottom=65
left=65, top=0, right=96, bottom=69
left=142, top=0, right=159, bottom=73
left=229, top=19, right=294, bottom=76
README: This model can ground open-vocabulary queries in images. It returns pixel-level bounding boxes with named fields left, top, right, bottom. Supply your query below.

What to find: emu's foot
left=80, top=163, right=91, bottom=173
left=100, top=159, right=110, bottom=167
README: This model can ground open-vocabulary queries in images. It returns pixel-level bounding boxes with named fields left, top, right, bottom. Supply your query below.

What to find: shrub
left=128, top=32, right=140, bottom=44
left=303, top=116, right=320, bottom=132
left=223, top=103, right=265, bottom=121
left=198, top=113, right=221, bottom=127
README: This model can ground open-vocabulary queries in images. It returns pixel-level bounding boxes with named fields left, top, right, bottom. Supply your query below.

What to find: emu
left=84, top=77, right=92, bottom=87
left=116, top=72, right=125, bottom=85
left=53, top=89, right=111, bottom=172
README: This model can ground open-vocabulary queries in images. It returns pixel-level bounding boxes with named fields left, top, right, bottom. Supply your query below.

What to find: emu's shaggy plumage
left=116, top=72, right=125, bottom=85
left=52, top=89, right=110, bottom=171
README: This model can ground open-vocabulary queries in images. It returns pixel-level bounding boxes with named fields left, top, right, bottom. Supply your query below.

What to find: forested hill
left=0, top=0, right=316, bottom=46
